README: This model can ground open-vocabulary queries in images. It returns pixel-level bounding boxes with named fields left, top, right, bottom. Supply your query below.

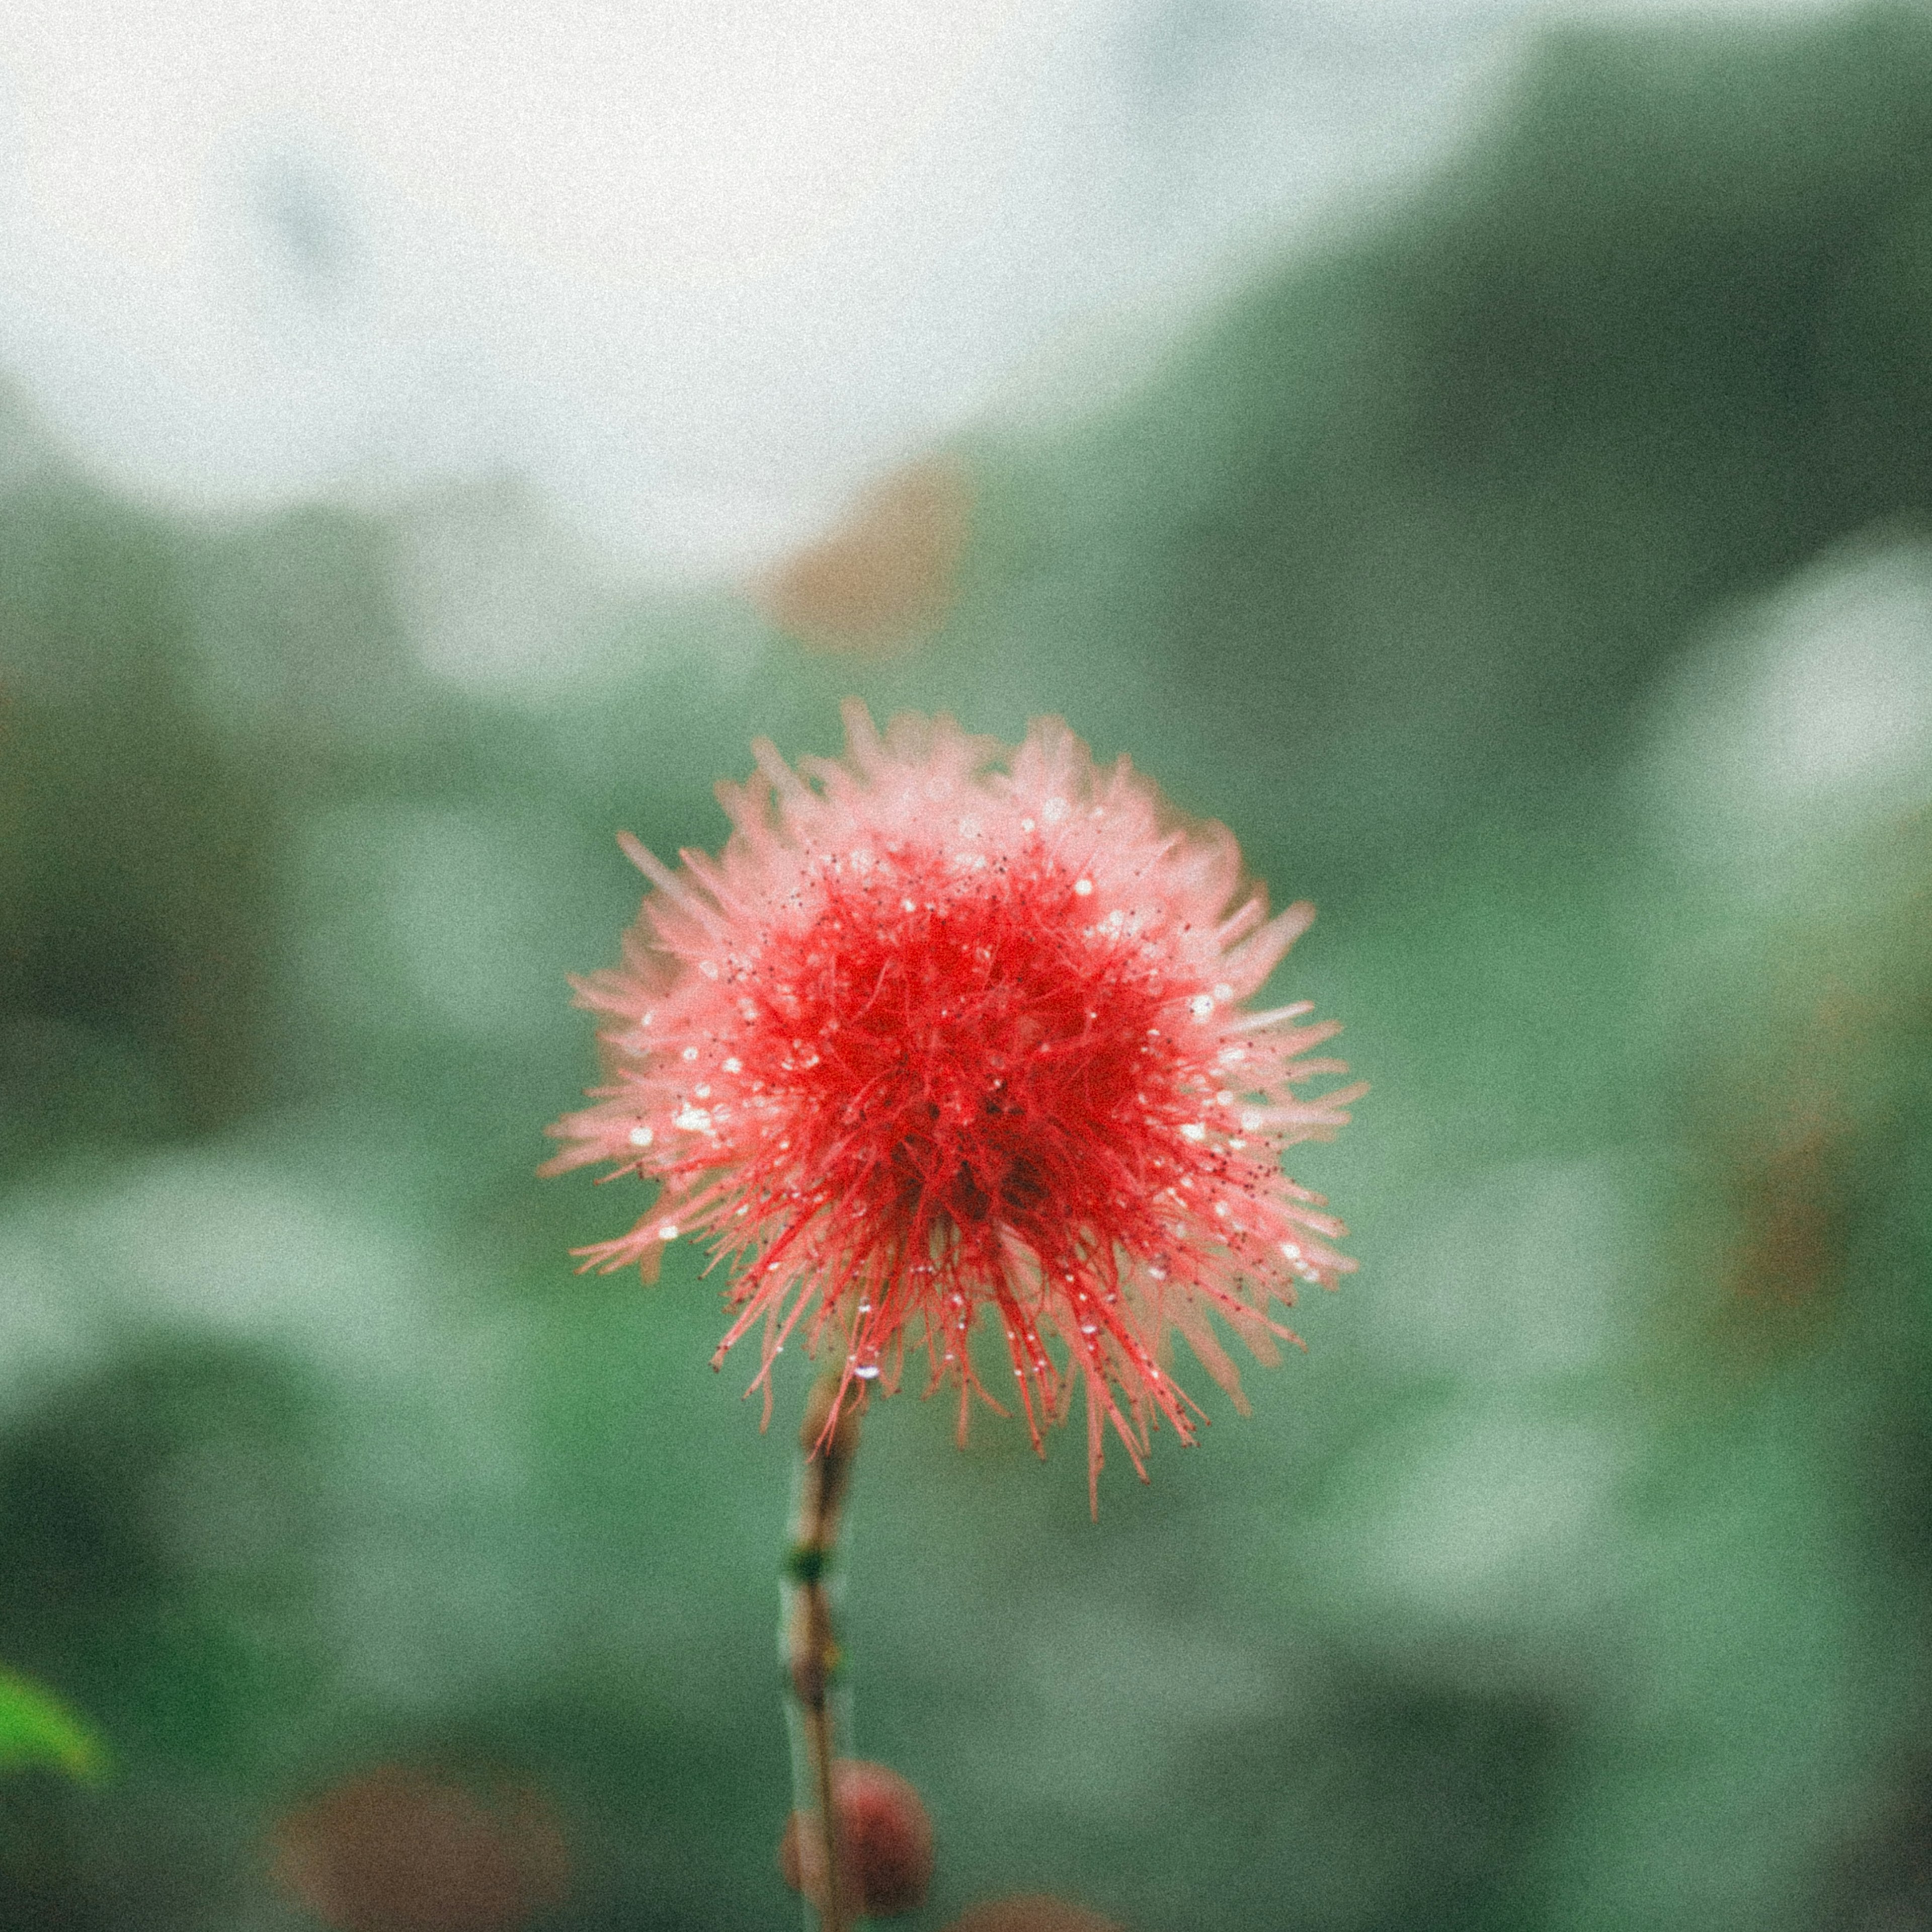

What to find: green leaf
left=0, top=1667, right=108, bottom=1782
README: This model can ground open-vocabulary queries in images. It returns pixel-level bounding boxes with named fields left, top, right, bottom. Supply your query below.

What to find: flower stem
left=784, top=1371, right=862, bottom=1932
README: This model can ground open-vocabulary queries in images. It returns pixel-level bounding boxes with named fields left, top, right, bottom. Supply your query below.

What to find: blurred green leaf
left=0, top=1666, right=107, bottom=1782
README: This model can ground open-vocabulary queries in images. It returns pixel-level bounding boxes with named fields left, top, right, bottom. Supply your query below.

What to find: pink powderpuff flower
left=544, top=703, right=1363, bottom=1505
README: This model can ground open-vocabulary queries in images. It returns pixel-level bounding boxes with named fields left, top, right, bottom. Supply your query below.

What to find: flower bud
left=268, top=1763, right=568, bottom=1932
left=779, top=1758, right=934, bottom=1918
left=942, top=1898, right=1124, bottom=1932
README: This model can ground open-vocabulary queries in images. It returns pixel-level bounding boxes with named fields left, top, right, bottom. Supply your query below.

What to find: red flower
left=545, top=704, right=1361, bottom=1502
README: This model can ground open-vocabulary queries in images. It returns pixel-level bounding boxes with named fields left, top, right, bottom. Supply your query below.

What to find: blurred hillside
left=7, top=7, right=1932, bottom=1931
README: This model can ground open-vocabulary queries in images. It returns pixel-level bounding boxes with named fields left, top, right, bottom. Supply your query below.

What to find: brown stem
left=801, top=1679, right=843, bottom=1932
left=785, top=1372, right=863, bottom=1932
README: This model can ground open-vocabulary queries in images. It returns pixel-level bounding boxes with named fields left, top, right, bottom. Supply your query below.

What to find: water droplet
left=682, top=1045, right=699, bottom=1062
left=1240, top=1111, right=1262, bottom=1132
left=854, top=1363, right=882, bottom=1380
left=1190, top=995, right=1215, bottom=1019
left=627, top=1126, right=655, bottom=1147
left=1041, top=796, right=1069, bottom=824
left=723, top=1058, right=742, bottom=1074
left=1074, top=877, right=1093, bottom=896
left=1213, top=983, right=1233, bottom=1001
left=1180, top=1122, right=1207, bottom=1142
left=657, top=1222, right=679, bottom=1241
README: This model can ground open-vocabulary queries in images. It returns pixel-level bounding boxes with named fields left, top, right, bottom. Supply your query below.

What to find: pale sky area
left=0, top=0, right=1853, bottom=580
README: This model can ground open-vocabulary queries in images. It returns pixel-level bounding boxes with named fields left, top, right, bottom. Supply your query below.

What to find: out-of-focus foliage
left=0, top=1668, right=105, bottom=1781
left=6, top=8, right=1932, bottom=1930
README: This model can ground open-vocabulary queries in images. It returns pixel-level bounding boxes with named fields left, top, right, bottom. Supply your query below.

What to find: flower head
left=545, top=703, right=1362, bottom=1502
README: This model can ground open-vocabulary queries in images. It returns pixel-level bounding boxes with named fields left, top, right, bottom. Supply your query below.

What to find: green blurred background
left=8, top=4, right=1932, bottom=1928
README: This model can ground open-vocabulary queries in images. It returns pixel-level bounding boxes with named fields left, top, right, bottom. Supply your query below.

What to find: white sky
left=0, top=0, right=1846, bottom=579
